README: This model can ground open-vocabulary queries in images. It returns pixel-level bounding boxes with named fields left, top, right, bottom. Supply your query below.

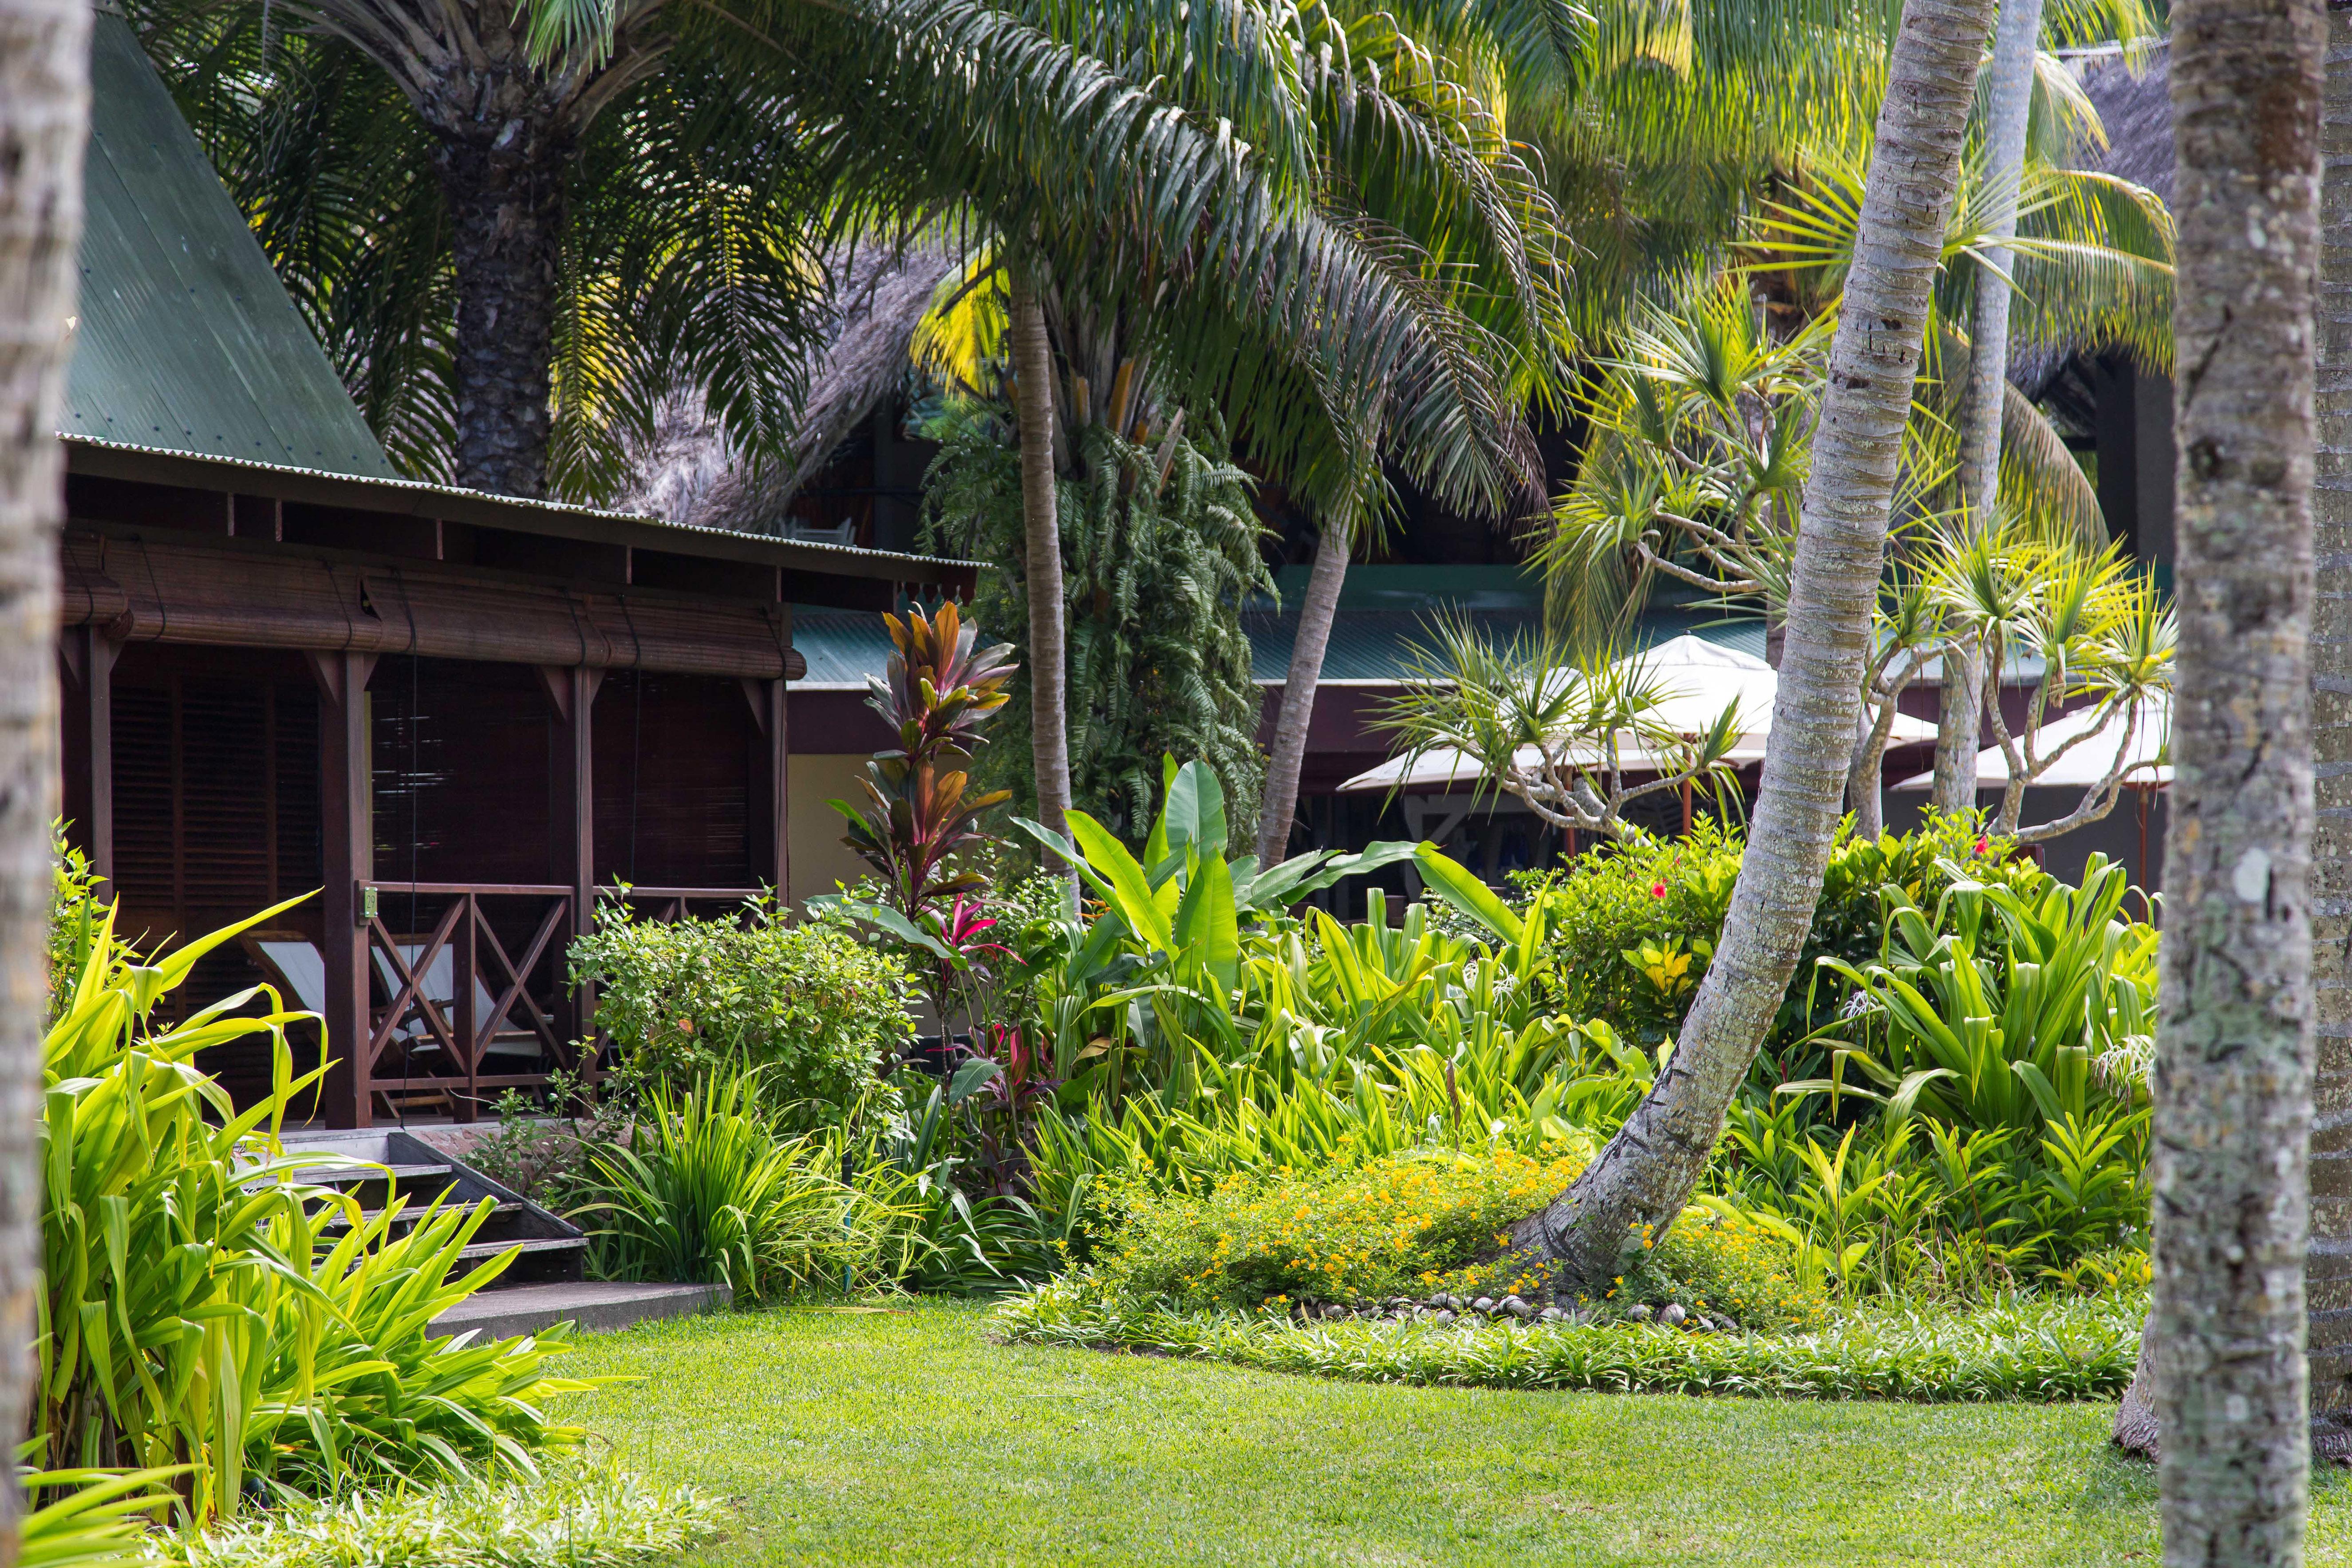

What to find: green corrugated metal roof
left=793, top=610, right=898, bottom=689
left=62, top=12, right=396, bottom=478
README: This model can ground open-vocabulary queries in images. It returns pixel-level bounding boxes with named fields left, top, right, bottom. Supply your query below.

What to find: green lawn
left=561, top=1300, right=2352, bottom=1567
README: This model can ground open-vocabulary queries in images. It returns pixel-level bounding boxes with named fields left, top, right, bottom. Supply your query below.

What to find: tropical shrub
left=569, top=896, right=914, bottom=1111
left=1092, top=1148, right=1586, bottom=1310
left=40, top=876, right=593, bottom=1522
left=573, top=1072, right=918, bottom=1302
left=829, top=599, right=1015, bottom=924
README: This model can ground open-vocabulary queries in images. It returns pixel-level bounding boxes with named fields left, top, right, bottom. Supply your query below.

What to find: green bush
left=1093, top=1148, right=1587, bottom=1310
left=150, top=1461, right=727, bottom=1568
left=569, top=896, right=914, bottom=1113
left=1512, top=814, right=2046, bottom=1062
left=994, top=1278, right=2145, bottom=1403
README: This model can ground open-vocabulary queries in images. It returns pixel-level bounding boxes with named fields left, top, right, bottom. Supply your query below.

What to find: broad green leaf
left=1412, top=843, right=1523, bottom=943
left=1069, top=812, right=1174, bottom=949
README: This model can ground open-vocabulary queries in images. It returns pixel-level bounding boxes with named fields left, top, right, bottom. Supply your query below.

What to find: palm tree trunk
left=0, top=0, right=86, bottom=1548
left=2307, top=0, right=2352, bottom=1465
left=1009, top=270, right=1073, bottom=852
left=426, top=100, right=568, bottom=499
left=2138, top=3, right=2325, bottom=1553
left=1959, top=0, right=2041, bottom=517
left=1934, top=0, right=2043, bottom=823
left=1255, top=524, right=1349, bottom=866
left=1516, top=0, right=1995, bottom=1298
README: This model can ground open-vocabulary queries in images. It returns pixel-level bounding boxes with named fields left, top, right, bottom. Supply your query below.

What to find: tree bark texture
left=428, top=94, right=569, bottom=499
left=2150, top=2, right=2326, bottom=1561
left=2307, top=3, right=2352, bottom=1463
left=0, top=0, right=85, bottom=1552
left=1935, top=0, right=2044, bottom=818
left=1933, top=640, right=1985, bottom=816
left=1517, top=0, right=1996, bottom=1297
left=1255, top=525, right=1349, bottom=867
left=1009, top=272, right=1073, bottom=852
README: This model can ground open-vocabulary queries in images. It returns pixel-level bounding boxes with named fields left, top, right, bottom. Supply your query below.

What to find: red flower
left=1973, top=837, right=1988, bottom=856
left=1650, top=881, right=1667, bottom=898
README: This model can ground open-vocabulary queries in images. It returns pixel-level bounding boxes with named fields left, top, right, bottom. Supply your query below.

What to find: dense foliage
left=922, top=401, right=1272, bottom=841
left=40, top=867, right=593, bottom=1523
left=568, top=895, right=915, bottom=1108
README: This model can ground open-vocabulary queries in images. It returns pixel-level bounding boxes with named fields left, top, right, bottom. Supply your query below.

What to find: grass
left=555, top=1298, right=2352, bottom=1566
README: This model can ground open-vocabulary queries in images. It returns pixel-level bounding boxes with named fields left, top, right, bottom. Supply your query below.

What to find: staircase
left=278, top=1127, right=730, bottom=1338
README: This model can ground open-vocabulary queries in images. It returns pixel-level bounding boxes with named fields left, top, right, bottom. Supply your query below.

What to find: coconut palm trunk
left=2135, top=3, right=2325, bottom=1553
left=1515, top=0, right=1997, bottom=1298
left=0, top=0, right=85, bottom=1547
left=1255, top=523, right=1350, bottom=866
left=1008, top=269, right=1073, bottom=853
left=2309, top=0, right=2352, bottom=1464
left=1936, top=0, right=2045, bottom=818
left=426, top=92, right=572, bottom=498
left=289, top=0, right=667, bottom=497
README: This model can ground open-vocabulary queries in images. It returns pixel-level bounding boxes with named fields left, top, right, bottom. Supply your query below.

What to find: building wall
left=788, top=751, right=876, bottom=907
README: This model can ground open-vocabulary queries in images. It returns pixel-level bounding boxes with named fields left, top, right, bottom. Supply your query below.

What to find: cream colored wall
left=787, top=752, right=874, bottom=910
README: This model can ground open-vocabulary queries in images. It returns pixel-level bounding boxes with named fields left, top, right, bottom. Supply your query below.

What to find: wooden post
left=308, top=650, right=377, bottom=1129
left=743, top=675, right=789, bottom=907
left=540, top=665, right=603, bottom=1053
left=55, top=628, right=115, bottom=885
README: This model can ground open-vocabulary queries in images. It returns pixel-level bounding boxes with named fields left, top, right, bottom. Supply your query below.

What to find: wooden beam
left=542, top=665, right=601, bottom=1043
left=55, top=627, right=118, bottom=884
left=60, top=529, right=809, bottom=679
left=307, top=649, right=378, bottom=1128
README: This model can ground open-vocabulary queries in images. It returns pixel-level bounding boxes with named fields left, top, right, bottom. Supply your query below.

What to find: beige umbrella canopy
left=1890, top=693, right=2171, bottom=791
left=1341, top=634, right=1938, bottom=793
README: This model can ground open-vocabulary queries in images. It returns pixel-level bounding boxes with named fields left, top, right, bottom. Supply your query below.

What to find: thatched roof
left=2073, top=42, right=2172, bottom=205
left=2009, top=43, right=2171, bottom=405
left=615, top=241, right=959, bottom=532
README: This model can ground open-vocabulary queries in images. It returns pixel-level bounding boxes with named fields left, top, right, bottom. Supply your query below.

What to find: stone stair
left=277, top=1127, right=730, bottom=1336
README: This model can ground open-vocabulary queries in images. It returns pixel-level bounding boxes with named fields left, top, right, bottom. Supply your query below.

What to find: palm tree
left=134, top=0, right=828, bottom=500
left=2139, top=0, right=2324, bottom=1553
left=0, top=0, right=86, bottom=1544
left=1253, top=0, right=1915, bottom=863
left=1513, top=0, right=1996, bottom=1300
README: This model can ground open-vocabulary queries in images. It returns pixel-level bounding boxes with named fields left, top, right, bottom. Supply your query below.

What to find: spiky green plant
left=39, top=879, right=594, bottom=1522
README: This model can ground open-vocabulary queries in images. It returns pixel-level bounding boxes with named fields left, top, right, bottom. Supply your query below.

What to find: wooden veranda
left=55, top=437, right=976, bottom=1127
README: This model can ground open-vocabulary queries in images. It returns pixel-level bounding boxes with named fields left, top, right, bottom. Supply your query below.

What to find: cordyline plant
left=832, top=600, right=1016, bottom=922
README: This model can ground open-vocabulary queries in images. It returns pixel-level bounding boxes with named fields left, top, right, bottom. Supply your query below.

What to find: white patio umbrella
left=1339, top=634, right=1938, bottom=794
left=1890, top=692, right=2171, bottom=792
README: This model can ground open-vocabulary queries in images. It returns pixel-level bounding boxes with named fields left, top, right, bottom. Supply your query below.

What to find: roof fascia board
left=61, top=436, right=981, bottom=588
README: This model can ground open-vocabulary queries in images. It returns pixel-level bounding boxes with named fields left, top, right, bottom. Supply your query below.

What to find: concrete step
left=430, top=1280, right=732, bottom=1340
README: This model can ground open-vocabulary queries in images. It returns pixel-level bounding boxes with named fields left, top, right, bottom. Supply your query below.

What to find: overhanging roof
left=64, top=436, right=983, bottom=597
left=63, top=11, right=397, bottom=477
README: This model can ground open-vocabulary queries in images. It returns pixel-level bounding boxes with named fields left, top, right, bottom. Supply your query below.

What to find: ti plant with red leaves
left=831, top=601, right=1017, bottom=923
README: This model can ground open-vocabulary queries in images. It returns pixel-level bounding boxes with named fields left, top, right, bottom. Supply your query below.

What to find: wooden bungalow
left=56, top=11, right=977, bottom=1127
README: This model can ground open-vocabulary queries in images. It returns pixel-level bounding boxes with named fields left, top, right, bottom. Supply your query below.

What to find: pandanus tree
left=1515, top=0, right=1998, bottom=1300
